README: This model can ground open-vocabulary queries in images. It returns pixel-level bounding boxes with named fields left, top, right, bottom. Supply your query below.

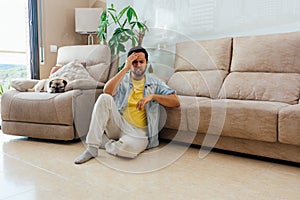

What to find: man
left=74, top=46, right=180, bottom=164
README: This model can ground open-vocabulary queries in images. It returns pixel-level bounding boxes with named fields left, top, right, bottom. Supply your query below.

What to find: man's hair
left=127, top=46, right=148, bottom=62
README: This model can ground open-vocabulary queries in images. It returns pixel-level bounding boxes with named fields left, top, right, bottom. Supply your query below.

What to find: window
left=0, top=0, right=29, bottom=90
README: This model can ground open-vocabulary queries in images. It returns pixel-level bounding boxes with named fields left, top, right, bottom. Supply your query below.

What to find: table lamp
left=75, top=8, right=102, bottom=45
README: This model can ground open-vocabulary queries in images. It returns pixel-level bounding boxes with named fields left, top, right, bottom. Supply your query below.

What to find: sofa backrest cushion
left=168, top=37, right=232, bottom=98
left=231, top=31, right=300, bottom=73
left=168, top=70, right=228, bottom=98
left=174, top=37, right=232, bottom=71
left=219, top=31, right=300, bottom=104
left=56, top=45, right=112, bottom=83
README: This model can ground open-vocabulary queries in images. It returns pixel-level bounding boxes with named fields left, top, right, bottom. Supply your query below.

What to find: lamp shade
left=75, top=8, right=102, bottom=34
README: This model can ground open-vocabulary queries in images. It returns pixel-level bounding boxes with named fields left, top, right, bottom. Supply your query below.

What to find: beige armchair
left=1, top=44, right=117, bottom=140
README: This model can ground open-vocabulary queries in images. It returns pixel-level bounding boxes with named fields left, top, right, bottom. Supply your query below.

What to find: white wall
left=132, top=0, right=300, bottom=45
left=108, top=0, right=300, bottom=41
left=108, top=0, right=300, bottom=78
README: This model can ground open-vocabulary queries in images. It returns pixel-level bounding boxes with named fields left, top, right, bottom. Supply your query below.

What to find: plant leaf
left=98, top=32, right=106, bottom=41
left=107, top=7, right=116, bottom=12
left=128, top=7, right=138, bottom=19
left=130, top=21, right=137, bottom=29
left=136, top=22, right=145, bottom=30
left=0, top=85, right=3, bottom=95
left=116, top=43, right=126, bottom=55
left=100, top=11, right=107, bottom=21
left=118, top=62, right=125, bottom=71
left=125, top=29, right=135, bottom=36
left=131, top=37, right=137, bottom=47
left=118, top=6, right=129, bottom=21
left=108, top=38, right=116, bottom=55
left=122, top=19, right=128, bottom=28
left=148, top=63, right=153, bottom=73
left=112, top=27, right=125, bottom=36
left=108, top=37, right=113, bottom=45
left=119, top=34, right=130, bottom=43
left=126, top=7, right=133, bottom=23
left=108, top=11, right=117, bottom=24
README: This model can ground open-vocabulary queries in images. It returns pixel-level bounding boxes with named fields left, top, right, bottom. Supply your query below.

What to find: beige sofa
left=1, top=44, right=117, bottom=140
left=161, top=31, right=300, bottom=163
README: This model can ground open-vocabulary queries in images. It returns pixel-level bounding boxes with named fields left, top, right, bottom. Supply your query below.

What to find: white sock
left=74, top=146, right=98, bottom=164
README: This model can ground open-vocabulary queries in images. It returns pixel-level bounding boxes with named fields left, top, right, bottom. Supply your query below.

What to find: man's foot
left=74, top=146, right=98, bottom=164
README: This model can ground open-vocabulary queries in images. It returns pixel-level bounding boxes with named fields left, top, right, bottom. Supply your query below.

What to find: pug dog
left=27, top=77, right=68, bottom=93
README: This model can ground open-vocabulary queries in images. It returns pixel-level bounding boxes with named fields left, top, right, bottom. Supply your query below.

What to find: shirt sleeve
left=113, top=80, right=124, bottom=100
left=156, top=78, right=176, bottom=95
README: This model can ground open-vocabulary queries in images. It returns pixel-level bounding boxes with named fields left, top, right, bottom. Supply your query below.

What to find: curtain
left=28, top=0, right=39, bottom=79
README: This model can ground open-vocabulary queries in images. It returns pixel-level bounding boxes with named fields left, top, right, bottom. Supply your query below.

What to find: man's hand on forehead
left=129, top=52, right=144, bottom=62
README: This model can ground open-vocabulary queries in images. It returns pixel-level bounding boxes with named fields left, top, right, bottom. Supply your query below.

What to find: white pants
left=86, top=94, right=149, bottom=158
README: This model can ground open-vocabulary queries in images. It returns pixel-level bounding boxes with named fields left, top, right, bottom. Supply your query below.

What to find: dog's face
left=47, top=78, right=68, bottom=93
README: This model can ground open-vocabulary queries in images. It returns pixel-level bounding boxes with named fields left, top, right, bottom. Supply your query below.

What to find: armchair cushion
left=86, top=63, right=111, bottom=83
left=50, top=60, right=104, bottom=90
left=56, top=44, right=111, bottom=83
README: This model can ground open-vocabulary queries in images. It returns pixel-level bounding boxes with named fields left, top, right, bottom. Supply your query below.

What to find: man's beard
left=131, top=66, right=147, bottom=79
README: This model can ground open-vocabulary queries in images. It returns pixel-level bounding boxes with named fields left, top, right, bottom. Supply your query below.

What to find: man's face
left=130, top=52, right=148, bottom=79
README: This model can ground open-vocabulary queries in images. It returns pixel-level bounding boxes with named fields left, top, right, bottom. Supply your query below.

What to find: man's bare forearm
left=104, top=53, right=139, bottom=95
left=103, top=67, right=129, bottom=95
left=150, top=94, right=180, bottom=107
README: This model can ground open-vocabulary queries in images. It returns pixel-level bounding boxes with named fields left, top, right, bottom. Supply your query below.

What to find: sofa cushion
left=231, top=31, right=300, bottom=73
left=186, top=99, right=287, bottom=142
left=167, top=70, right=228, bottom=98
left=174, top=37, right=232, bottom=71
left=218, top=72, right=300, bottom=104
left=278, top=104, right=300, bottom=146
left=1, top=90, right=81, bottom=125
left=164, top=95, right=210, bottom=132
left=164, top=106, right=187, bottom=131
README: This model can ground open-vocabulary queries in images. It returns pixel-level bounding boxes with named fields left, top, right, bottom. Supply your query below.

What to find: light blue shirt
left=113, top=72, right=175, bottom=148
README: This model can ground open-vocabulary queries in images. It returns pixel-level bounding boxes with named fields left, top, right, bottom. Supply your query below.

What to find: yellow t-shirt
left=122, top=77, right=147, bottom=128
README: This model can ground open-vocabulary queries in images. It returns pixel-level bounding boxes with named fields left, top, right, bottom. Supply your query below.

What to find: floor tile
left=1, top=131, right=300, bottom=200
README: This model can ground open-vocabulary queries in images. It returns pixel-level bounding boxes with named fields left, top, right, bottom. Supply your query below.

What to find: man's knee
left=105, top=138, right=147, bottom=159
left=95, top=93, right=114, bottom=108
left=98, top=93, right=113, bottom=102
left=105, top=140, right=137, bottom=158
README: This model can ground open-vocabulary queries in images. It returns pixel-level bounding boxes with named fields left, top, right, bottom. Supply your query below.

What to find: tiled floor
left=1, top=131, right=300, bottom=200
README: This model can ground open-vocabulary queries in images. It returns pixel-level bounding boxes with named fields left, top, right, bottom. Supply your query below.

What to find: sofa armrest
left=10, top=79, right=39, bottom=92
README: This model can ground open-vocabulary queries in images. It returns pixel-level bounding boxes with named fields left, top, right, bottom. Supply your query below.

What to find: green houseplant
left=0, top=84, right=4, bottom=96
left=97, top=4, right=148, bottom=56
left=0, top=84, right=10, bottom=96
